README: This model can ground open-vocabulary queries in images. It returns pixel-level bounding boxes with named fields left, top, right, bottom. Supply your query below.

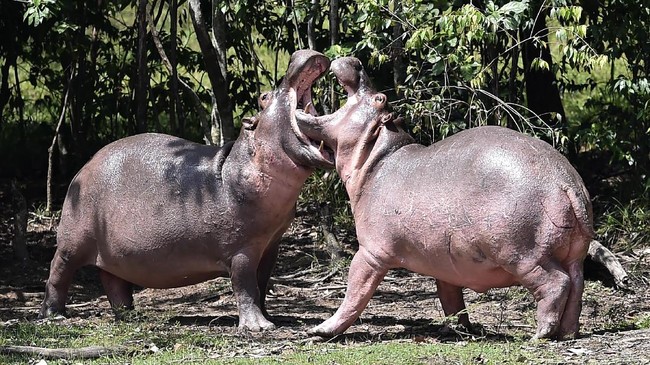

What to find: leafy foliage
left=0, top=0, right=648, bottom=241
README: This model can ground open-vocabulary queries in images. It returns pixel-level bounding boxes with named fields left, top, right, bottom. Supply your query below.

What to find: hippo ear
left=379, top=112, right=394, bottom=126
left=377, top=113, right=405, bottom=133
left=242, top=116, right=258, bottom=130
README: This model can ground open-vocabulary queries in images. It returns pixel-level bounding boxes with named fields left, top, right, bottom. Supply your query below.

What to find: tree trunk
left=0, top=46, right=16, bottom=126
left=68, top=2, right=91, bottom=158
left=10, top=181, right=28, bottom=260
left=135, top=0, right=149, bottom=133
left=522, top=2, right=566, bottom=128
left=329, top=0, right=340, bottom=111
left=148, top=9, right=211, bottom=144
left=169, top=0, right=183, bottom=136
left=0, top=0, right=20, bottom=126
left=211, top=1, right=234, bottom=144
left=46, top=67, right=73, bottom=213
left=391, top=0, right=406, bottom=100
left=307, top=0, right=318, bottom=50
left=329, top=0, right=340, bottom=45
left=284, top=0, right=298, bottom=53
left=188, top=0, right=233, bottom=145
left=507, top=34, right=520, bottom=129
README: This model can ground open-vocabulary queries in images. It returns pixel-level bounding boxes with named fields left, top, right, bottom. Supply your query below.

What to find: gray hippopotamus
left=39, top=50, right=333, bottom=331
left=296, top=57, right=593, bottom=340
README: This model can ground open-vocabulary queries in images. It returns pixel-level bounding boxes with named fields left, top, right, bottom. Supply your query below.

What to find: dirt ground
left=1, top=190, right=649, bottom=364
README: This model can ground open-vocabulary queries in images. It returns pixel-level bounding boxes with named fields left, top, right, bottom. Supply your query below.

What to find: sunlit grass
left=1, top=317, right=554, bottom=365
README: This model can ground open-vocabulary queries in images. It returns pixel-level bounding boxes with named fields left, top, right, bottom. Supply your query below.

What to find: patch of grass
left=288, top=341, right=550, bottom=365
left=0, top=317, right=561, bottom=365
left=596, top=196, right=650, bottom=252
left=636, top=314, right=650, bottom=330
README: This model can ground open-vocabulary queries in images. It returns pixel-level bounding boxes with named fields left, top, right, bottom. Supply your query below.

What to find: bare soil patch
left=1, top=187, right=649, bottom=364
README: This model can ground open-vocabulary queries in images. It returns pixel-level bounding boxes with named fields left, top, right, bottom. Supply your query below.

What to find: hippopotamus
left=295, top=57, right=594, bottom=340
left=39, top=50, right=333, bottom=331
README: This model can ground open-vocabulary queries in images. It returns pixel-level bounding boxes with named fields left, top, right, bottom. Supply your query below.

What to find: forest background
left=1, top=0, right=648, bottom=256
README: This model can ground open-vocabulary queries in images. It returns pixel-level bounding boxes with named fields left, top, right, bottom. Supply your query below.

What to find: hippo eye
left=374, top=95, right=385, bottom=104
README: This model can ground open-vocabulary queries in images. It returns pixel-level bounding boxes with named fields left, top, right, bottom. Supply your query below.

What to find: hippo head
left=242, top=50, right=334, bottom=170
left=295, top=57, right=406, bottom=174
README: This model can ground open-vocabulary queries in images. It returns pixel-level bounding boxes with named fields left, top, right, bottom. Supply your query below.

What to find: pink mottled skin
left=39, top=50, right=334, bottom=332
left=296, top=57, right=594, bottom=340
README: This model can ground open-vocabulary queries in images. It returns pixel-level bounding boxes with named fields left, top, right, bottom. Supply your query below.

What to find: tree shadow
left=313, top=316, right=516, bottom=344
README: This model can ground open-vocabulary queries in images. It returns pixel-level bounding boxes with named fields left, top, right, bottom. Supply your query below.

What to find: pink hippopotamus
left=39, top=50, right=334, bottom=331
left=296, top=57, right=593, bottom=340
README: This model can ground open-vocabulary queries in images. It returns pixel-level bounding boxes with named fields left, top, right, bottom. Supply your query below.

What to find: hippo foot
left=238, top=317, right=276, bottom=332
left=38, top=305, right=66, bottom=320
left=307, top=321, right=342, bottom=338
left=531, top=329, right=574, bottom=342
left=530, top=320, right=562, bottom=341
left=37, top=313, right=66, bottom=322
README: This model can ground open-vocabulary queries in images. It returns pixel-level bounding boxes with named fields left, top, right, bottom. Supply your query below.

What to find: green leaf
left=498, top=1, right=528, bottom=15
left=531, top=57, right=550, bottom=71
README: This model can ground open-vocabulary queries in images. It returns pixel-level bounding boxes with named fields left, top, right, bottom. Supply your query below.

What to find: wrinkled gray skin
left=296, top=57, right=594, bottom=340
left=39, top=50, right=333, bottom=332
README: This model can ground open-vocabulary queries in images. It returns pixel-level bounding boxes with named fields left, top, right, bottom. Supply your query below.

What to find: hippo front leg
left=231, top=251, right=275, bottom=332
left=435, top=280, right=471, bottom=328
left=309, top=247, right=389, bottom=337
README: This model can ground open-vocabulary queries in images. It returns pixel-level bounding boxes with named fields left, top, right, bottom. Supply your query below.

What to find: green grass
left=0, top=318, right=561, bottom=365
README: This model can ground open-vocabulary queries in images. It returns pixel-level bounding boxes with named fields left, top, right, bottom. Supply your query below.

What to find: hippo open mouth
left=287, top=54, right=335, bottom=167
left=294, top=57, right=374, bottom=166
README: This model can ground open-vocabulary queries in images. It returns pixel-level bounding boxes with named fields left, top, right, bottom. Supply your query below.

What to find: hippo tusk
left=305, top=101, right=315, bottom=116
left=319, top=140, right=324, bottom=151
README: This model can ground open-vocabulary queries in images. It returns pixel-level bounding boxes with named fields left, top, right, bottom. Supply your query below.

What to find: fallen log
left=0, top=345, right=129, bottom=359
left=587, top=240, right=629, bottom=289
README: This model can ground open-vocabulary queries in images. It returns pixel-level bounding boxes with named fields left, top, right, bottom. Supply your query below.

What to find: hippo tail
left=566, top=184, right=595, bottom=239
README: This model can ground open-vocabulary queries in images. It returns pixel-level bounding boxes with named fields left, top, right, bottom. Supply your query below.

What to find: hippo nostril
left=374, top=94, right=386, bottom=107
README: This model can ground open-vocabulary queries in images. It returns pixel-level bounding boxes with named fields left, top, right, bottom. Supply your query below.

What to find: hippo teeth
left=319, top=140, right=324, bottom=151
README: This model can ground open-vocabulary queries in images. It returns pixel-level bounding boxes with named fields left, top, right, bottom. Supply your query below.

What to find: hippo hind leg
left=99, top=270, right=134, bottom=319
left=515, top=259, right=570, bottom=340
left=556, top=259, right=585, bottom=339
